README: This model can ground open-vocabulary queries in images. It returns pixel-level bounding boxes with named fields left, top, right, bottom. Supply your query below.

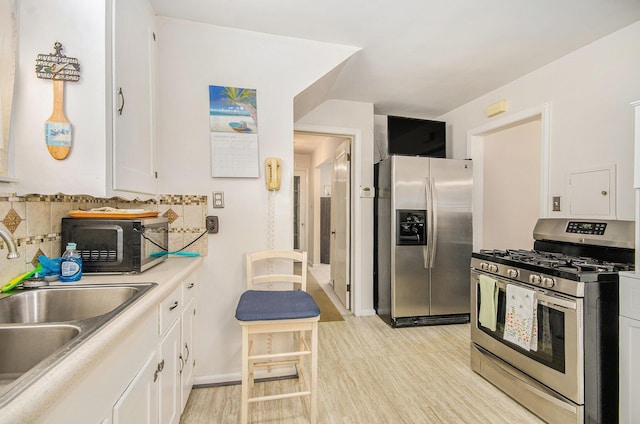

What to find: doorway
left=293, top=131, right=352, bottom=311
left=482, top=120, right=541, bottom=249
left=468, top=103, right=550, bottom=250
left=330, top=140, right=351, bottom=310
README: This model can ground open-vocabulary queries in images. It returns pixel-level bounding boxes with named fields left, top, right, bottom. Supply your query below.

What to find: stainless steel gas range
left=470, top=218, right=634, bottom=424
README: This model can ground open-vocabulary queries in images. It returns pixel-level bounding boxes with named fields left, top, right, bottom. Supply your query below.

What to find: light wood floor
left=180, top=315, right=544, bottom=424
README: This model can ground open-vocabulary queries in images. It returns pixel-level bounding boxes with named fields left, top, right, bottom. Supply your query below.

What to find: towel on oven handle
left=478, top=275, right=499, bottom=331
left=504, top=284, right=538, bottom=351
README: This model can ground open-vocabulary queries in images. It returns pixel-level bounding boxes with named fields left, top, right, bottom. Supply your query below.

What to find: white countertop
left=620, top=271, right=640, bottom=280
left=0, top=256, right=203, bottom=423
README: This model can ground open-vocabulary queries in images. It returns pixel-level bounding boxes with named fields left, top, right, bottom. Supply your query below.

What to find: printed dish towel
left=504, top=284, right=537, bottom=351
left=478, top=275, right=499, bottom=331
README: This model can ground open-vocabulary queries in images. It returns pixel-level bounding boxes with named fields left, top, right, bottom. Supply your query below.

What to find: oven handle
left=538, top=298, right=576, bottom=311
left=474, top=272, right=577, bottom=311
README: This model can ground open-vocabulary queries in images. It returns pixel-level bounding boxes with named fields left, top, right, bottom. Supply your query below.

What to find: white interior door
left=330, top=141, right=350, bottom=309
left=294, top=170, right=308, bottom=251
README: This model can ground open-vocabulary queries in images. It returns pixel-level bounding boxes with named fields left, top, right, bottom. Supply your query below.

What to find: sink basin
left=0, top=325, right=80, bottom=390
left=0, top=286, right=144, bottom=323
left=0, top=283, right=156, bottom=406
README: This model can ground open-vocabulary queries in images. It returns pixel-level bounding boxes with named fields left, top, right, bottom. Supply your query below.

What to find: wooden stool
left=235, top=250, right=320, bottom=424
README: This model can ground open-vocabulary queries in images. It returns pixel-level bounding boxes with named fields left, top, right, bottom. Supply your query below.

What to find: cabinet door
left=112, top=0, right=157, bottom=195
left=569, top=166, right=615, bottom=217
left=634, top=101, right=640, bottom=188
left=619, top=316, right=640, bottom=424
left=159, top=319, right=181, bottom=424
left=112, top=350, right=158, bottom=424
left=180, top=298, right=196, bottom=411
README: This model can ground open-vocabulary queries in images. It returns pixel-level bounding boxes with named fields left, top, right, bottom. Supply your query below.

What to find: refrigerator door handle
left=425, top=177, right=432, bottom=269
left=429, top=177, right=438, bottom=268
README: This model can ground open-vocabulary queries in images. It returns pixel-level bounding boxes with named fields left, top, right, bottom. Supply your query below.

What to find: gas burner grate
left=477, top=248, right=634, bottom=275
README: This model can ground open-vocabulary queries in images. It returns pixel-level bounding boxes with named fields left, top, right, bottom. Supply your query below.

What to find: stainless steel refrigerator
left=375, top=155, right=472, bottom=327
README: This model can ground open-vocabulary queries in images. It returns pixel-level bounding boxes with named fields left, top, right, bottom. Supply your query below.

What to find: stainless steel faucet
left=0, top=228, right=19, bottom=259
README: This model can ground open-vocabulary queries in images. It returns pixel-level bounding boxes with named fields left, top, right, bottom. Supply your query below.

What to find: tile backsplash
left=0, top=193, right=208, bottom=282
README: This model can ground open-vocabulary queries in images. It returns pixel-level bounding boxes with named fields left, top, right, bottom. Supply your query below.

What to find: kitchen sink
left=0, top=283, right=156, bottom=406
left=0, top=286, right=144, bottom=323
left=0, top=325, right=80, bottom=386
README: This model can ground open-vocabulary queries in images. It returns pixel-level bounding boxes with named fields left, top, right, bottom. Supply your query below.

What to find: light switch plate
left=213, top=192, right=224, bottom=208
left=552, top=196, right=561, bottom=212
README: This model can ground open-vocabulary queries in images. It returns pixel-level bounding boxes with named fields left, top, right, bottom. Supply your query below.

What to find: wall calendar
left=209, top=85, right=259, bottom=178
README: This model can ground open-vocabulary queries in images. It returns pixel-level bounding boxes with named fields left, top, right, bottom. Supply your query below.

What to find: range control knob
left=507, top=269, right=519, bottom=278
left=529, top=274, right=542, bottom=286
left=480, top=262, right=489, bottom=271
left=488, top=264, right=499, bottom=273
left=542, top=277, right=556, bottom=288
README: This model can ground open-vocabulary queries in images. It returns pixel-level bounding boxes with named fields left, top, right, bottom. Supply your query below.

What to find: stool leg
left=310, top=322, right=318, bottom=424
left=248, top=336, right=255, bottom=389
left=241, top=326, right=249, bottom=424
left=297, top=330, right=305, bottom=381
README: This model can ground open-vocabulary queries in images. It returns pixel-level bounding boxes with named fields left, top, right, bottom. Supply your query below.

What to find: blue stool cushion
left=235, top=290, right=320, bottom=321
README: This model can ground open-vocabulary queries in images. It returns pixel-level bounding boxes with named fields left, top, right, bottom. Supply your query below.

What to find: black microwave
left=61, top=217, right=169, bottom=273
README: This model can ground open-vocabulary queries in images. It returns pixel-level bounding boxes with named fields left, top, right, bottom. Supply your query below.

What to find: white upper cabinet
left=633, top=100, right=640, bottom=189
left=110, top=0, right=158, bottom=196
left=13, top=0, right=157, bottom=199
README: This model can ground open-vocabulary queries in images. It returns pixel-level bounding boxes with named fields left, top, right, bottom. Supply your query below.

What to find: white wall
left=295, top=99, right=376, bottom=317
left=439, top=21, right=640, bottom=221
left=154, top=17, right=358, bottom=383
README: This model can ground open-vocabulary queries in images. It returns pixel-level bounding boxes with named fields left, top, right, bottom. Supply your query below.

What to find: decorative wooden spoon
left=44, top=78, right=71, bottom=160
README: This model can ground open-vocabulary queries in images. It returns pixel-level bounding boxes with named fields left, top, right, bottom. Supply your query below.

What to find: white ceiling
left=294, top=133, right=347, bottom=155
left=149, top=0, right=640, bottom=119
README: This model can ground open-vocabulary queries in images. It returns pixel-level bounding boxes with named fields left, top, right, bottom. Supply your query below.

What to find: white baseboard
left=193, top=365, right=297, bottom=387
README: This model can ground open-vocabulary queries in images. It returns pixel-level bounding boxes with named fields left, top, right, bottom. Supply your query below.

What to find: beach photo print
left=209, top=85, right=258, bottom=133
left=209, top=85, right=260, bottom=178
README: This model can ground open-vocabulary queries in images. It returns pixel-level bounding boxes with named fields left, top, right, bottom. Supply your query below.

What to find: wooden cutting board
left=44, top=79, right=71, bottom=160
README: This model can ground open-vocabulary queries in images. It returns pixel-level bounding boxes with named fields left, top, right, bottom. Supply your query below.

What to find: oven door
left=470, top=270, right=583, bottom=404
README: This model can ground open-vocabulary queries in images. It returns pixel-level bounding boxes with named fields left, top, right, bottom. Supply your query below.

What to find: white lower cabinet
left=43, top=311, right=158, bottom=423
left=113, top=350, right=159, bottom=424
left=114, top=270, right=198, bottom=424
left=620, top=272, right=640, bottom=424
left=159, top=319, right=182, bottom=424
left=41, top=275, right=199, bottom=423
left=180, top=297, right=196, bottom=411
left=157, top=274, right=199, bottom=423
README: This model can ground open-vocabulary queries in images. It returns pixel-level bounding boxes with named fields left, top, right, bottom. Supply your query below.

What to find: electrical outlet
left=206, top=216, right=219, bottom=234
left=213, top=192, right=224, bottom=208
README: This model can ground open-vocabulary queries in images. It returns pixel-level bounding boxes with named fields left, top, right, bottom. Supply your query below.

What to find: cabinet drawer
left=183, top=278, right=197, bottom=305
left=159, top=284, right=182, bottom=335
